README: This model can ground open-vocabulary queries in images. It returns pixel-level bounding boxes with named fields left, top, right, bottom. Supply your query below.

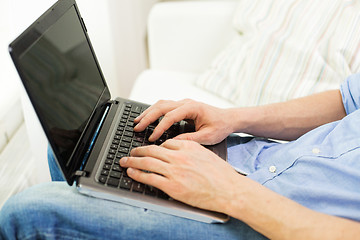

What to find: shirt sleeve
left=340, top=73, right=360, bottom=115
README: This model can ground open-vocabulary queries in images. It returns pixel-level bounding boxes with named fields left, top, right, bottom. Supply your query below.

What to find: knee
left=0, top=187, right=42, bottom=239
left=1, top=183, right=58, bottom=220
left=0, top=182, right=70, bottom=239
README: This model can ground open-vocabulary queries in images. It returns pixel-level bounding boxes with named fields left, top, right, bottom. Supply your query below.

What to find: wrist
left=226, top=107, right=259, bottom=134
left=223, top=175, right=255, bottom=220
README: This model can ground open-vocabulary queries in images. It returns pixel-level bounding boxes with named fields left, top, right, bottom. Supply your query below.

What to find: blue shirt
left=227, top=73, right=360, bottom=222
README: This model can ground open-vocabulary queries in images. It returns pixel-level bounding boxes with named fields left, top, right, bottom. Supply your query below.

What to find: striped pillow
left=196, top=0, right=360, bottom=106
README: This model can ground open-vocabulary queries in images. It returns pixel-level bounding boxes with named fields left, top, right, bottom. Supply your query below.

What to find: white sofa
left=129, top=1, right=238, bottom=108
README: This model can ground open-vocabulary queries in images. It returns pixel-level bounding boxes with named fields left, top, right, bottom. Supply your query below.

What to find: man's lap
left=0, top=182, right=267, bottom=240
left=0, top=136, right=268, bottom=239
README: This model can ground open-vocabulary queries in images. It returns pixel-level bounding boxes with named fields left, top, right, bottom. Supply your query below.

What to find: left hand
left=119, top=139, right=240, bottom=213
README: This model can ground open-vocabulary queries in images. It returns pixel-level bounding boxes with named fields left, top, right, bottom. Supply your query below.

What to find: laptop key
left=110, top=171, right=121, bottom=179
left=112, top=164, right=123, bottom=172
left=103, top=164, right=111, bottom=170
left=122, top=136, right=132, bottom=143
left=120, top=142, right=131, bottom=148
left=120, top=177, right=133, bottom=190
left=105, top=159, right=113, bottom=165
left=126, top=122, right=135, bottom=127
left=133, top=136, right=144, bottom=143
left=125, top=126, right=134, bottom=132
left=131, top=141, right=142, bottom=148
left=134, top=131, right=146, bottom=137
left=131, top=105, right=141, bottom=114
left=118, top=147, right=129, bottom=154
left=132, top=182, right=145, bottom=193
left=99, top=176, right=107, bottom=184
left=124, top=131, right=133, bottom=137
left=101, top=169, right=109, bottom=176
left=158, top=190, right=170, bottom=200
left=116, top=153, right=127, bottom=159
left=122, top=168, right=129, bottom=177
left=107, top=177, right=120, bottom=187
left=145, top=185, right=157, bottom=196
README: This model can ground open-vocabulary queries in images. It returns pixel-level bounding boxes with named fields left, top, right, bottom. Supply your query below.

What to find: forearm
left=225, top=176, right=360, bottom=240
left=228, top=90, right=346, bottom=140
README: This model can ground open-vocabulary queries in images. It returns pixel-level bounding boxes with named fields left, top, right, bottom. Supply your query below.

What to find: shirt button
left=312, top=148, right=321, bottom=154
left=269, top=165, right=276, bottom=173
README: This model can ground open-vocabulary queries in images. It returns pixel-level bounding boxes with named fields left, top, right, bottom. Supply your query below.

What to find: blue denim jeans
left=0, top=135, right=267, bottom=240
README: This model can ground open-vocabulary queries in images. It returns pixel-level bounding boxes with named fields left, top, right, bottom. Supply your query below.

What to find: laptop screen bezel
left=9, top=0, right=111, bottom=185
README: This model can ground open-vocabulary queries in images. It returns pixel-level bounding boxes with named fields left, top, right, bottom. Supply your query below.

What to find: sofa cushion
left=196, top=0, right=360, bottom=106
left=130, top=70, right=235, bottom=108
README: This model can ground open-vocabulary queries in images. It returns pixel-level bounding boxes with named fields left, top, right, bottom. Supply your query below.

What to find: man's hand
left=119, top=139, right=239, bottom=212
left=119, top=140, right=360, bottom=240
left=134, top=99, right=234, bottom=145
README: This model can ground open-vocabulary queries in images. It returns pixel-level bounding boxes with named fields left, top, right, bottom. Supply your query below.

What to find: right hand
left=134, top=99, right=234, bottom=145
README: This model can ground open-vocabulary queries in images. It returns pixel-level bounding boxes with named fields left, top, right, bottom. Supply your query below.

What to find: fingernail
left=120, top=157, right=127, bottom=165
left=148, top=134, right=154, bottom=142
left=127, top=168, right=134, bottom=175
left=134, top=122, right=143, bottom=129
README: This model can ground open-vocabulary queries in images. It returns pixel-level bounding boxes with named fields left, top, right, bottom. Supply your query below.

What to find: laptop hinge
left=75, top=170, right=87, bottom=177
left=107, top=100, right=119, bottom=105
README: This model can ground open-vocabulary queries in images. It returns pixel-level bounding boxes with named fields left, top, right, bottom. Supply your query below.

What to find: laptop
left=9, top=0, right=229, bottom=223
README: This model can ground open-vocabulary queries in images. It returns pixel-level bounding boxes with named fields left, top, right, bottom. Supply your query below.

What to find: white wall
left=0, top=0, right=22, bottom=152
left=108, top=0, right=159, bottom=98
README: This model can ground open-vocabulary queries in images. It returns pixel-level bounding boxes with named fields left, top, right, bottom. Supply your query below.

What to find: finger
left=126, top=168, right=168, bottom=190
left=174, top=131, right=213, bottom=145
left=149, top=105, right=197, bottom=142
left=134, top=101, right=170, bottom=123
left=134, top=100, right=178, bottom=132
left=174, top=132, right=200, bottom=142
left=133, top=105, right=153, bottom=123
left=119, top=156, right=168, bottom=175
left=160, top=138, right=183, bottom=150
left=130, top=145, right=173, bottom=163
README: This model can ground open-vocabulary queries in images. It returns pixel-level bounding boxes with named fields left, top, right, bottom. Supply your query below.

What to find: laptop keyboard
left=98, top=103, right=179, bottom=200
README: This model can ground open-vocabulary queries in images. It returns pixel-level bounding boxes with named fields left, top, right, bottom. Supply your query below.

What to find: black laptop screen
left=17, top=6, right=108, bottom=174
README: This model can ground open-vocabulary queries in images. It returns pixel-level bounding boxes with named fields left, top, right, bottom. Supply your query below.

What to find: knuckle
left=186, top=140, right=201, bottom=149
left=147, top=174, right=158, bottom=183
left=141, top=115, right=153, bottom=125
left=181, top=98, right=193, bottom=104
left=162, top=113, right=176, bottom=124
left=156, top=99, right=173, bottom=106
left=155, top=99, right=166, bottom=105
left=129, top=147, right=138, bottom=156
left=184, top=134, right=195, bottom=141
left=201, top=131, right=212, bottom=140
left=141, top=157, right=154, bottom=168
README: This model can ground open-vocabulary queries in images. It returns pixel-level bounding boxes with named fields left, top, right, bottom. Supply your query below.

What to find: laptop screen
left=12, top=2, right=110, bottom=182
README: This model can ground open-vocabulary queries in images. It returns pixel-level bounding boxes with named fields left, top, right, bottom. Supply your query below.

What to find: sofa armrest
left=148, top=1, right=238, bottom=74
